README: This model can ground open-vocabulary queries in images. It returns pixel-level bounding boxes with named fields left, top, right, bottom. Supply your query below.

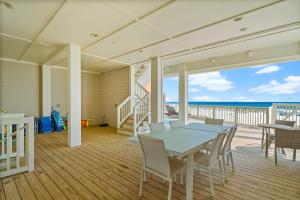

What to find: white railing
left=135, top=82, right=148, bottom=100
left=0, top=116, right=34, bottom=178
left=166, top=103, right=271, bottom=126
left=272, top=103, right=300, bottom=126
left=117, top=96, right=132, bottom=128
left=133, top=93, right=151, bottom=135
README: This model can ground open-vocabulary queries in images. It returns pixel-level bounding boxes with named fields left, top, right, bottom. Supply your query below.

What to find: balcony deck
left=1, top=126, right=300, bottom=200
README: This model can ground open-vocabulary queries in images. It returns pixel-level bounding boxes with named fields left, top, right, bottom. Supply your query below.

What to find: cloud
left=189, top=72, right=233, bottom=91
left=190, top=96, right=219, bottom=102
left=189, top=87, right=199, bottom=93
left=233, top=96, right=256, bottom=102
left=249, top=76, right=300, bottom=95
left=255, top=65, right=280, bottom=75
left=165, top=96, right=177, bottom=102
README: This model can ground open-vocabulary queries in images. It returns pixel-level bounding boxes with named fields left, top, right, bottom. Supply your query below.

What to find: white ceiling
left=1, top=0, right=300, bottom=73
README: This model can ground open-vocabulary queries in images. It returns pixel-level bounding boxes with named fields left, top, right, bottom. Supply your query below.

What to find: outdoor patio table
left=129, top=127, right=229, bottom=200
left=183, top=123, right=232, bottom=133
left=258, top=123, right=293, bottom=158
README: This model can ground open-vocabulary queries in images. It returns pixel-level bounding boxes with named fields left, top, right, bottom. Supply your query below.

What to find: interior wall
left=99, top=67, right=129, bottom=127
left=51, top=68, right=102, bottom=125
left=0, top=60, right=40, bottom=116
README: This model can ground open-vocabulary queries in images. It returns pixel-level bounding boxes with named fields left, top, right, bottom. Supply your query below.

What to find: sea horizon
left=166, top=101, right=300, bottom=108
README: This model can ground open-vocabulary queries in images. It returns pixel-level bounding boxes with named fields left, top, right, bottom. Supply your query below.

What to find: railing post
left=234, top=107, right=238, bottom=124
left=271, top=104, right=277, bottom=124
left=197, top=106, right=199, bottom=119
left=27, top=117, right=34, bottom=172
left=213, top=107, right=216, bottom=119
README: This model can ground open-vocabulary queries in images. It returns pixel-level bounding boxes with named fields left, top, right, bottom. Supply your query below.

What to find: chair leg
left=281, top=148, right=286, bottom=157
left=139, top=169, right=144, bottom=197
left=168, top=179, right=173, bottom=200
left=293, top=149, right=296, bottom=162
left=208, top=169, right=215, bottom=197
left=180, top=170, right=184, bottom=185
left=143, top=170, right=147, bottom=182
left=174, top=173, right=177, bottom=182
left=222, top=155, right=228, bottom=181
left=275, top=146, right=278, bottom=166
left=261, top=128, right=265, bottom=150
left=230, top=151, right=235, bottom=172
left=218, top=159, right=224, bottom=184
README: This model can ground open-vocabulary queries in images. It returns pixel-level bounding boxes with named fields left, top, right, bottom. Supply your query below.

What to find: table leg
left=265, top=128, right=269, bottom=158
left=261, top=127, right=265, bottom=150
left=186, top=153, right=194, bottom=200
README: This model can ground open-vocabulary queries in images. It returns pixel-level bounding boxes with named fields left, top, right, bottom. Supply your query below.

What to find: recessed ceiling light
left=89, top=33, right=98, bottom=38
left=234, top=16, right=243, bottom=22
left=0, top=1, right=13, bottom=9
left=240, top=27, right=247, bottom=32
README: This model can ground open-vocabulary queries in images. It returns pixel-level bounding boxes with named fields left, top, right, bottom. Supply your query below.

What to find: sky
left=163, top=60, right=300, bottom=102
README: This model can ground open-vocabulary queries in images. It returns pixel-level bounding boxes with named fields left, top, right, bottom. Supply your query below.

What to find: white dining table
left=128, top=124, right=230, bottom=200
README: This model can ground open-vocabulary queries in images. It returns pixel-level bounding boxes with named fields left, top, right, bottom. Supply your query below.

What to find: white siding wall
left=0, top=60, right=40, bottom=116
left=51, top=68, right=102, bottom=125
left=100, top=67, right=129, bottom=127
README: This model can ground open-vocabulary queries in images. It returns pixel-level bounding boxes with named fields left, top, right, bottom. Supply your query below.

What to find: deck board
left=1, top=126, right=300, bottom=200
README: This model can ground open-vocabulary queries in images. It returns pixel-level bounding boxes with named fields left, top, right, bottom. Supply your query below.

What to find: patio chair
left=138, top=135, right=185, bottom=200
left=205, top=118, right=224, bottom=125
left=274, top=128, right=300, bottom=165
left=150, top=122, right=166, bottom=131
left=194, top=132, right=227, bottom=197
left=165, top=105, right=178, bottom=118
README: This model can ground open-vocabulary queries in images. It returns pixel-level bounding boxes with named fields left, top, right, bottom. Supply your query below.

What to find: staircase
left=117, top=64, right=151, bottom=136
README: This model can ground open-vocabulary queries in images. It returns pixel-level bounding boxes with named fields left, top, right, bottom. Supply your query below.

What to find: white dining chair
left=205, top=117, right=224, bottom=125
left=169, top=120, right=182, bottom=129
left=150, top=122, right=166, bottom=131
left=221, top=125, right=237, bottom=180
left=138, top=134, right=185, bottom=200
left=194, top=132, right=227, bottom=197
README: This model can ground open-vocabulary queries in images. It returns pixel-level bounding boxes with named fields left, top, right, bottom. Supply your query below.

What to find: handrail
left=133, top=93, right=151, bottom=135
left=117, top=96, right=132, bottom=128
left=272, top=103, right=300, bottom=126
left=135, top=82, right=149, bottom=100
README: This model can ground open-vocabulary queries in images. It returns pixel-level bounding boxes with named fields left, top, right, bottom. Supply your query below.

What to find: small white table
left=129, top=127, right=229, bottom=200
left=258, top=123, right=292, bottom=158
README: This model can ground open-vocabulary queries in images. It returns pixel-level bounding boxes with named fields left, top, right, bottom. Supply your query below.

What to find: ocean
left=166, top=102, right=300, bottom=108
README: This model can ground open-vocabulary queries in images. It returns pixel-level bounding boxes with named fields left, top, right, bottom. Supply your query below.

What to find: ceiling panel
left=22, top=44, right=62, bottom=64
left=163, top=28, right=300, bottom=67
left=0, top=35, right=30, bottom=59
left=142, top=0, right=276, bottom=37
left=39, top=0, right=133, bottom=46
left=82, top=60, right=128, bottom=72
left=81, top=54, right=106, bottom=67
left=0, top=0, right=64, bottom=40
left=85, top=22, right=167, bottom=58
left=109, top=0, right=171, bottom=18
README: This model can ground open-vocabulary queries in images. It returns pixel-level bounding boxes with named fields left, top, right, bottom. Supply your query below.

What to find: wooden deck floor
left=1, top=126, right=300, bottom=200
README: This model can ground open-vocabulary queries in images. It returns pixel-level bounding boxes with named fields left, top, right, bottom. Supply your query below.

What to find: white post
left=27, top=117, right=34, bottom=171
left=42, top=65, right=52, bottom=116
left=151, top=57, right=163, bottom=123
left=130, top=65, right=135, bottom=111
left=179, top=64, right=188, bottom=125
left=67, top=44, right=81, bottom=147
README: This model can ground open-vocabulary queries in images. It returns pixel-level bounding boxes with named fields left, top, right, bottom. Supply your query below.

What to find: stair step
left=117, top=128, right=133, bottom=136
left=126, top=119, right=133, bottom=123
left=122, top=124, right=133, bottom=129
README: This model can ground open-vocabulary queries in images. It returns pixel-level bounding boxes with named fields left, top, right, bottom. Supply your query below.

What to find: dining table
left=128, top=123, right=231, bottom=200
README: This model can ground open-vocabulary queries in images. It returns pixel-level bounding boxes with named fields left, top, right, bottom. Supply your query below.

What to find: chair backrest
left=275, top=128, right=300, bottom=149
left=222, top=125, right=238, bottom=153
left=138, top=134, right=170, bottom=176
left=275, top=120, right=296, bottom=127
left=169, top=120, right=182, bottom=129
left=166, top=105, right=178, bottom=115
left=209, top=132, right=227, bottom=164
left=150, top=122, right=166, bottom=131
left=205, top=117, right=224, bottom=125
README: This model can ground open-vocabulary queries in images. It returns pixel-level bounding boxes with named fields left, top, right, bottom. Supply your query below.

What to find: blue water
left=166, top=102, right=300, bottom=108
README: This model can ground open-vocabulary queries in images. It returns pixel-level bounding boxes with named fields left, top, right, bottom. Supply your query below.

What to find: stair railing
left=133, top=93, right=151, bottom=135
left=135, top=82, right=148, bottom=100
left=117, top=96, right=132, bottom=128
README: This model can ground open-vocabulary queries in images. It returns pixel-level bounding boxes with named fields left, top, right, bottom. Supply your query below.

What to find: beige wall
left=0, top=60, right=40, bottom=116
left=0, top=60, right=129, bottom=127
left=99, top=67, right=129, bottom=127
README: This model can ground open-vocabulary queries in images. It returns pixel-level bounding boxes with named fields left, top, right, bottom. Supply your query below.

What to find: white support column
left=129, top=65, right=135, bottom=111
left=151, top=57, right=163, bottom=123
left=67, top=44, right=81, bottom=147
left=42, top=65, right=52, bottom=116
left=179, top=64, right=188, bottom=125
